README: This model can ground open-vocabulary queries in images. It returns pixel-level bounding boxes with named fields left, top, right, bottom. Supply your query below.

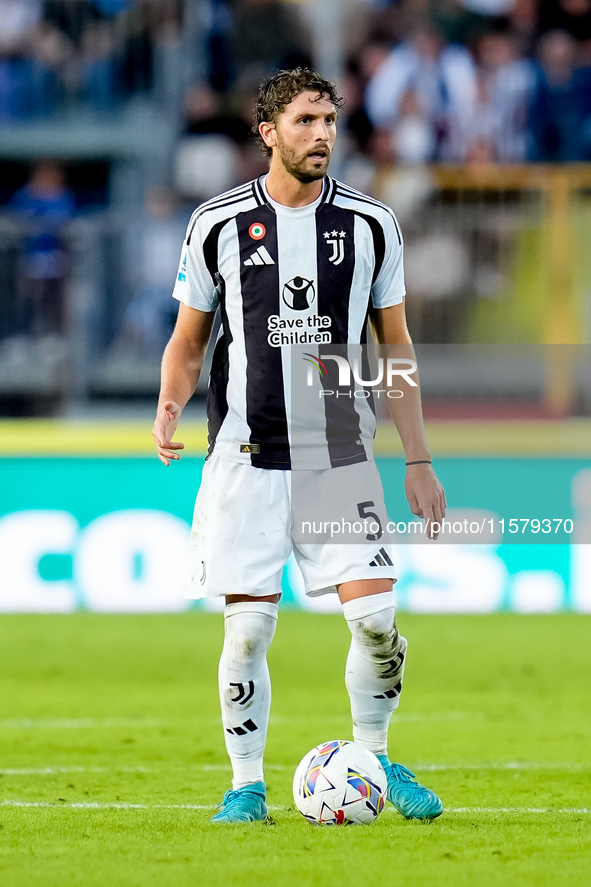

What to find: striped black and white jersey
left=173, top=175, right=405, bottom=470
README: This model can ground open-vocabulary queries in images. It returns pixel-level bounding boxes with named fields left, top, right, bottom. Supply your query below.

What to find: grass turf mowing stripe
left=0, top=615, right=588, bottom=885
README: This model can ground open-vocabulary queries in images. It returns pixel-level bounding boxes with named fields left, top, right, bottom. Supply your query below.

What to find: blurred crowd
left=0, top=0, right=183, bottom=118
left=2, top=0, right=591, bottom=162
left=2, top=0, right=591, bottom=400
left=346, top=0, right=591, bottom=164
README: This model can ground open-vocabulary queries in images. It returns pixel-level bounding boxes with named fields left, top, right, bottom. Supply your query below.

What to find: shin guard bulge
left=218, top=600, right=278, bottom=789
left=342, top=591, right=407, bottom=757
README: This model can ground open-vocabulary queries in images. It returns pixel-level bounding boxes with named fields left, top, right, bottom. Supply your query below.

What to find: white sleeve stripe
left=185, top=182, right=254, bottom=228
left=187, top=194, right=257, bottom=244
left=333, top=188, right=402, bottom=246
left=334, top=182, right=398, bottom=220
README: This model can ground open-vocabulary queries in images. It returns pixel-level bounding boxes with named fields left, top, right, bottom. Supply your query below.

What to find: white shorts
left=186, top=453, right=397, bottom=599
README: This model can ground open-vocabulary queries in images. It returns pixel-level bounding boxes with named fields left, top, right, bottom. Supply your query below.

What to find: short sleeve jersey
left=173, top=175, right=405, bottom=470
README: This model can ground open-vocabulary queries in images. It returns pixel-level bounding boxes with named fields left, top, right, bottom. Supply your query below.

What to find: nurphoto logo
left=303, top=354, right=417, bottom=398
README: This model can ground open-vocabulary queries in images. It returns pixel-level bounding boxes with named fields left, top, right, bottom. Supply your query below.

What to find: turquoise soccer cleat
left=377, top=757, right=443, bottom=821
left=210, top=781, right=268, bottom=823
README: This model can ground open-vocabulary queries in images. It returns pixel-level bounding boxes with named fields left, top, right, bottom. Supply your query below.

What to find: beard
left=276, top=133, right=331, bottom=184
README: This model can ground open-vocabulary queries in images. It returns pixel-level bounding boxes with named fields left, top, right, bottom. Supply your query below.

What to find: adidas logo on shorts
left=369, top=547, right=393, bottom=567
left=244, top=246, right=275, bottom=266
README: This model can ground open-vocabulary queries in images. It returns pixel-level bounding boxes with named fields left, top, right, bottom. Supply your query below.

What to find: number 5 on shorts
left=357, top=501, right=383, bottom=542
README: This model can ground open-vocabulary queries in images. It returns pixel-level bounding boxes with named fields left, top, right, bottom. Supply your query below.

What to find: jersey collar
left=255, top=175, right=334, bottom=212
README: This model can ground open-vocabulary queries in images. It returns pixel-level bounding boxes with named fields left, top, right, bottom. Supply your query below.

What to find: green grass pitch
left=0, top=612, right=589, bottom=887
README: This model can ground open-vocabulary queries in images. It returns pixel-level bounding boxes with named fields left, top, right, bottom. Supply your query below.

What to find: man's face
left=271, top=91, right=337, bottom=184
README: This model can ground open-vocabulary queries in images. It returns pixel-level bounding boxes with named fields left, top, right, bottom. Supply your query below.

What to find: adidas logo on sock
left=226, top=718, right=258, bottom=736
left=373, top=680, right=402, bottom=700
left=244, top=246, right=275, bottom=266
left=369, top=547, right=394, bottom=567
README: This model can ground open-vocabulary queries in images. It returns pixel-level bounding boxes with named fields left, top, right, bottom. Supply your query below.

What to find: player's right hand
left=152, top=401, right=185, bottom=466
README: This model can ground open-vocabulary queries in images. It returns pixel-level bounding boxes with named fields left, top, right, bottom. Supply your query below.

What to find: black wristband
left=405, top=460, right=432, bottom=466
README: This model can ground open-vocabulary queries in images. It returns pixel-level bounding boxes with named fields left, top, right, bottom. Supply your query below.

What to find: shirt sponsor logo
left=282, top=276, right=315, bottom=310
left=177, top=253, right=187, bottom=282
left=267, top=314, right=332, bottom=346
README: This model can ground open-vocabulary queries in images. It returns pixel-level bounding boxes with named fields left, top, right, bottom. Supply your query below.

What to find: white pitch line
left=1, top=800, right=589, bottom=815
left=199, top=764, right=287, bottom=772
left=0, top=766, right=146, bottom=776
left=0, top=719, right=165, bottom=730
left=2, top=762, right=588, bottom=777
left=445, top=807, right=591, bottom=815
left=0, top=713, right=472, bottom=731
left=413, top=762, right=591, bottom=772
left=269, top=712, right=476, bottom=724
left=394, top=712, right=476, bottom=723
left=199, top=762, right=591, bottom=773
left=0, top=800, right=216, bottom=811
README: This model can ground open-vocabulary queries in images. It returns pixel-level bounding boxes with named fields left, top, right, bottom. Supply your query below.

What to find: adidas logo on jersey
left=244, top=245, right=275, bottom=266
left=369, top=547, right=394, bottom=567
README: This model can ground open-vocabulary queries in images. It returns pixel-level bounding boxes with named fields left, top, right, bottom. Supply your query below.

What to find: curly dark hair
left=253, top=68, right=344, bottom=157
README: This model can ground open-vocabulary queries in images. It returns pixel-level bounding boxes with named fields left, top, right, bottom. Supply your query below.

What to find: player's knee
left=225, top=617, right=273, bottom=661
left=224, top=605, right=278, bottom=662
left=342, top=591, right=401, bottom=659
left=351, top=606, right=399, bottom=657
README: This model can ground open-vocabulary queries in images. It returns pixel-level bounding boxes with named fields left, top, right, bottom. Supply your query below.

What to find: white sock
left=342, top=591, right=407, bottom=758
left=218, top=600, right=278, bottom=789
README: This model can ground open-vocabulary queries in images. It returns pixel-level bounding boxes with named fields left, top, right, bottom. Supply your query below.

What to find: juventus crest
left=323, top=230, right=346, bottom=266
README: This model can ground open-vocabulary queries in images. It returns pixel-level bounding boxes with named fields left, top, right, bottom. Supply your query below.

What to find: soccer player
left=153, top=69, right=446, bottom=823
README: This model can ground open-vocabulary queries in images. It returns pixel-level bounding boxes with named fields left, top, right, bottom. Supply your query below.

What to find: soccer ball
left=293, top=740, right=387, bottom=826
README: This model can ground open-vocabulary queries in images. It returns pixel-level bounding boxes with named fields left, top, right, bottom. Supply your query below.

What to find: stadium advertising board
left=0, top=457, right=588, bottom=613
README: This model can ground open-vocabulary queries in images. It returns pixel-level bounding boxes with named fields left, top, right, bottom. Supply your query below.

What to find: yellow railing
left=375, top=163, right=591, bottom=346
left=1, top=418, right=590, bottom=457
left=375, top=164, right=591, bottom=414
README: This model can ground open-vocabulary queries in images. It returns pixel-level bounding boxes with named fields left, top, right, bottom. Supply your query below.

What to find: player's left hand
left=404, top=464, right=446, bottom=540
